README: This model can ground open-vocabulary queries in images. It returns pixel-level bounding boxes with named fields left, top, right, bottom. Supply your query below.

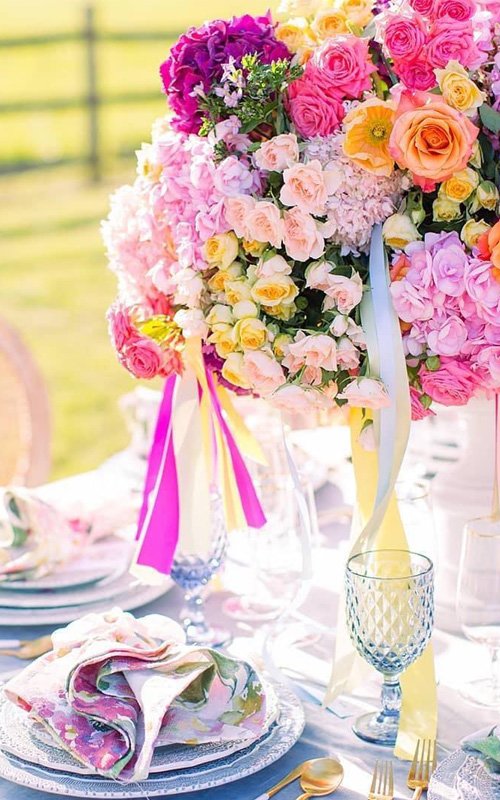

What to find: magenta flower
left=160, top=14, right=290, bottom=134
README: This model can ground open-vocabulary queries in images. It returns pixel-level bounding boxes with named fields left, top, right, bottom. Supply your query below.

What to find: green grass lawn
left=1, top=0, right=272, bottom=480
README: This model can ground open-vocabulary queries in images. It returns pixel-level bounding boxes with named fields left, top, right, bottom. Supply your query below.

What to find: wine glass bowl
left=346, top=549, right=434, bottom=746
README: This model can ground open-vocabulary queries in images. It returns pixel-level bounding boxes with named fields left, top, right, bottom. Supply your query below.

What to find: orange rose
left=389, top=92, right=478, bottom=191
left=488, top=220, right=500, bottom=270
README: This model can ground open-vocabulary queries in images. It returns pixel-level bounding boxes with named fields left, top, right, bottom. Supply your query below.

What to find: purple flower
left=160, top=13, right=290, bottom=134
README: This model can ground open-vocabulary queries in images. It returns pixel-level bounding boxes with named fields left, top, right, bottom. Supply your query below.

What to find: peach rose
left=337, top=377, right=391, bottom=409
left=283, top=207, right=325, bottom=262
left=255, top=254, right=292, bottom=278
left=389, top=92, right=479, bottom=190
left=245, top=201, right=284, bottom=248
left=254, top=134, right=299, bottom=172
left=280, top=160, right=341, bottom=215
left=283, top=332, right=338, bottom=373
left=243, top=351, right=286, bottom=396
left=224, top=195, right=256, bottom=239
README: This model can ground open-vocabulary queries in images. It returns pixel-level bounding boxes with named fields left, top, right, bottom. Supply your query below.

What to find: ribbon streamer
left=326, top=224, right=437, bottom=759
left=132, top=341, right=266, bottom=581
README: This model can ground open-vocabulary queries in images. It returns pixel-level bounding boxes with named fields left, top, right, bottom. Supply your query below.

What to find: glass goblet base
left=460, top=678, right=500, bottom=708
left=352, top=710, right=399, bottom=746
left=183, top=620, right=232, bottom=649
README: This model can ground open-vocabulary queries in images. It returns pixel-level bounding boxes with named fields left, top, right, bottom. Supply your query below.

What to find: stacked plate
left=0, top=535, right=171, bottom=627
left=0, top=683, right=305, bottom=797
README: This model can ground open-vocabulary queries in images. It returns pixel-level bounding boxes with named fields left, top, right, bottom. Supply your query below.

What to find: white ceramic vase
left=431, top=397, right=495, bottom=632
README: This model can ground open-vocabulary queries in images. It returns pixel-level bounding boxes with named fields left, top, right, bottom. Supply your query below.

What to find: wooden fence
left=0, top=5, right=181, bottom=181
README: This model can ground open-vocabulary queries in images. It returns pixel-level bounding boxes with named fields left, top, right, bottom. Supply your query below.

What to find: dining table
left=0, top=448, right=496, bottom=800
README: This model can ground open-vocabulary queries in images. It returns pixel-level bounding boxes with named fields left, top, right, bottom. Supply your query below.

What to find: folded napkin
left=462, top=726, right=500, bottom=775
left=0, top=488, right=86, bottom=581
left=4, top=609, right=268, bottom=783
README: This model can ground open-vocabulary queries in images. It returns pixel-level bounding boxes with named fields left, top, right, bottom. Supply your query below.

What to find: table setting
left=4, top=0, right=500, bottom=796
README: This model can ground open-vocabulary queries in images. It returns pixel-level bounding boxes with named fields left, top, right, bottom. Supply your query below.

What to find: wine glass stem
left=183, top=585, right=210, bottom=643
left=381, top=673, right=402, bottom=719
left=489, top=646, right=500, bottom=703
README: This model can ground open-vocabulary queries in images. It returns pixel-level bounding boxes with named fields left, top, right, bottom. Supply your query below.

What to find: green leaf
left=425, top=355, right=441, bottom=372
left=480, top=104, right=500, bottom=135
left=470, top=735, right=500, bottom=763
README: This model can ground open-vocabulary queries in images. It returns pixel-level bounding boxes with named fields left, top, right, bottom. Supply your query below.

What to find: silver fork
left=368, top=760, right=394, bottom=800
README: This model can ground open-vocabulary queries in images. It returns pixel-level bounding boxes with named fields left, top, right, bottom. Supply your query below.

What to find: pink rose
left=287, top=73, right=345, bottom=138
left=214, top=156, right=254, bottom=197
left=409, top=0, right=436, bottom=13
left=427, top=20, right=481, bottom=69
left=390, top=280, right=434, bottom=323
left=431, top=243, right=468, bottom=296
left=306, top=260, right=334, bottom=293
left=385, top=16, right=427, bottom=61
left=107, top=304, right=137, bottom=352
left=337, top=337, right=361, bottom=370
left=283, top=207, right=325, bottom=262
left=395, top=58, right=437, bottom=91
left=246, top=201, right=284, bottom=248
left=224, top=195, right=256, bottom=239
left=337, top=377, right=391, bottom=409
left=323, top=272, right=364, bottom=315
left=474, top=346, right=500, bottom=386
left=255, top=254, right=292, bottom=278
left=271, top=384, right=330, bottom=413
left=427, top=315, right=468, bottom=355
left=254, top=134, right=299, bottom=172
left=419, top=357, right=480, bottom=405
left=283, top=332, right=338, bottom=373
left=313, top=35, right=377, bottom=99
left=464, top=258, right=500, bottom=324
left=280, top=160, right=340, bottom=216
left=410, top=387, right=435, bottom=420
left=433, top=0, right=476, bottom=19
left=243, top=351, right=286, bottom=396
left=123, top=337, right=166, bottom=379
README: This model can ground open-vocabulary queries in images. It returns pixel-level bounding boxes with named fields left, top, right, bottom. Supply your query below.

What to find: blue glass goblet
left=171, top=492, right=231, bottom=648
left=345, top=549, right=434, bottom=746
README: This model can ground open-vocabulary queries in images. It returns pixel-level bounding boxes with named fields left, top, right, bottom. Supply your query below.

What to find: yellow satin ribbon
left=327, top=409, right=437, bottom=759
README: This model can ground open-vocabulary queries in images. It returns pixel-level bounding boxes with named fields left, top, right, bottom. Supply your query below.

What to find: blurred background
left=1, top=0, right=269, bottom=479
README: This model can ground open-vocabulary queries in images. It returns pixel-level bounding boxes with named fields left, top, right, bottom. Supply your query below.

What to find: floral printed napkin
left=4, top=609, right=268, bottom=782
left=0, top=488, right=85, bottom=581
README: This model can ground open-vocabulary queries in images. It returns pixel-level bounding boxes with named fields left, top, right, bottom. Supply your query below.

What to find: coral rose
left=389, top=92, right=479, bottom=190
left=287, top=70, right=345, bottom=138
left=313, top=35, right=376, bottom=99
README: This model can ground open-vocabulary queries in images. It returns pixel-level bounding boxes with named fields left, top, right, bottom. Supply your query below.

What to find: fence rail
left=0, top=5, right=178, bottom=181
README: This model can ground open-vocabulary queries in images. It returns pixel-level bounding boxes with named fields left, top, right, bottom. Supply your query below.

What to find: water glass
left=457, top=516, right=500, bottom=707
left=171, top=491, right=230, bottom=648
left=346, top=549, right=434, bottom=745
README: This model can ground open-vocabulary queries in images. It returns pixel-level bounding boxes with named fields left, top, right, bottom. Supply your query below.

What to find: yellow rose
left=263, top=302, right=298, bottom=321
left=435, top=60, right=486, bottom=116
left=221, top=352, right=250, bottom=389
left=206, top=304, right=233, bottom=327
left=251, top=274, right=299, bottom=308
left=276, top=0, right=322, bottom=19
left=311, top=8, right=348, bottom=40
left=461, top=219, right=491, bottom=249
left=441, top=167, right=479, bottom=203
left=295, top=43, right=316, bottom=65
left=382, top=214, right=421, bottom=250
left=234, top=318, right=268, bottom=350
left=203, top=232, right=239, bottom=269
left=242, top=239, right=267, bottom=258
left=225, top=279, right=253, bottom=306
left=432, top=197, right=462, bottom=222
left=476, top=180, right=500, bottom=211
left=232, top=300, right=259, bottom=320
left=338, top=0, right=374, bottom=29
left=209, top=324, right=237, bottom=359
left=275, top=18, right=315, bottom=53
left=273, top=333, right=293, bottom=359
left=469, top=141, right=482, bottom=169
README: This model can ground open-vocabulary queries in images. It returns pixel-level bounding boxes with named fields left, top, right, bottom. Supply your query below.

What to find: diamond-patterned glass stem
left=345, top=549, right=434, bottom=745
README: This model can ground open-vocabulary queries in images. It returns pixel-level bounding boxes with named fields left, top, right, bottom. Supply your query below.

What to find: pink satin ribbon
left=134, top=370, right=265, bottom=576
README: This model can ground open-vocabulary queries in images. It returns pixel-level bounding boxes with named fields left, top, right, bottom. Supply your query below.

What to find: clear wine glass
left=457, top=516, right=500, bottom=707
left=346, top=549, right=434, bottom=745
left=170, top=491, right=231, bottom=648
